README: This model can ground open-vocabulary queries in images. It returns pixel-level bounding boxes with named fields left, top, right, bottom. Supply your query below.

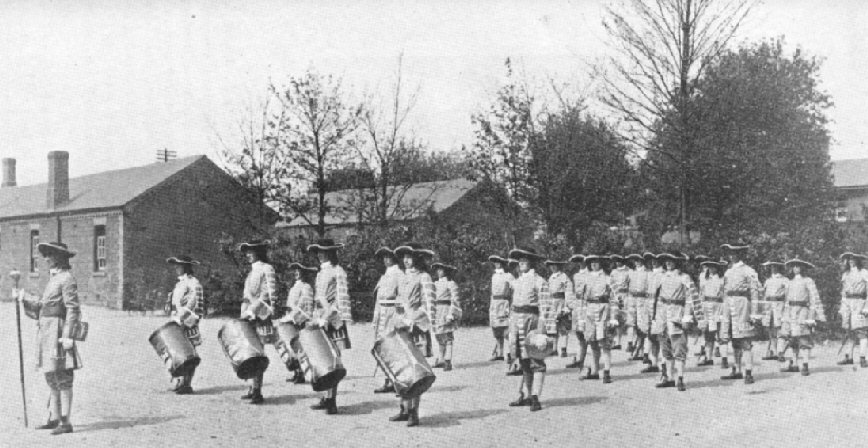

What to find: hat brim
left=37, top=243, right=76, bottom=258
left=488, top=255, right=508, bottom=264
left=239, top=241, right=270, bottom=252
left=306, top=243, right=344, bottom=253
left=720, top=244, right=750, bottom=251
left=839, top=252, right=856, bottom=260
left=786, top=260, right=816, bottom=269
left=760, top=261, right=785, bottom=267
left=166, top=257, right=200, bottom=265
left=508, top=249, right=544, bottom=261
left=432, top=263, right=457, bottom=271
left=374, top=248, right=395, bottom=258
left=288, top=262, right=318, bottom=272
left=395, top=246, right=435, bottom=258
left=569, top=255, right=586, bottom=263
left=544, top=260, right=568, bottom=265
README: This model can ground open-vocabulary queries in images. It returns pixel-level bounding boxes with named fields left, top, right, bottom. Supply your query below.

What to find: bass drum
left=297, top=326, right=347, bottom=392
left=218, top=319, right=270, bottom=379
left=149, top=321, right=201, bottom=377
left=372, top=328, right=436, bottom=398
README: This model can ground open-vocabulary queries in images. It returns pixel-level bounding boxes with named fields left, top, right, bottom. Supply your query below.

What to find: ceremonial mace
left=10, top=269, right=28, bottom=427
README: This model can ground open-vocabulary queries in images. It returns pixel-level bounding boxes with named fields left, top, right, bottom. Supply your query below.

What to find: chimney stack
left=2, top=158, right=16, bottom=187
left=47, top=151, right=69, bottom=209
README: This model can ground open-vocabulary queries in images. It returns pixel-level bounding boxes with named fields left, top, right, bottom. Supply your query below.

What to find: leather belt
left=764, top=296, right=785, bottom=302
left=616, top=287, right=628, bottom=293
left=551, top=292, right=566, bottom=299
left=660, top=299, right=685, bottom=306
left=492, top=295, right=510, bottom=301
left=512, top=305, right=539, bottom=314
left=434, top=300, right=452, bottom=305
left=378, top=301, right=399, bottom=307
left=845, top=293, right=867, bottom=299
left=726, top=290, right=749, bottom=297
left=703, top=296, right=723, bottom=303
left=585, top=297, right=609, bottom=304
left=787, top=300, right=809, bottom=306
left=40, top=303, right=66, bottom=318
left=630, top=292, right=648, bottom=298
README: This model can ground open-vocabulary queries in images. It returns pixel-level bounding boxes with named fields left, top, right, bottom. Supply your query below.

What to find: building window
left=836, top=206, right=848, bottom=223
left=30, top=230, right=39, bottom=273
left=94, top=225, right=106, bottom=271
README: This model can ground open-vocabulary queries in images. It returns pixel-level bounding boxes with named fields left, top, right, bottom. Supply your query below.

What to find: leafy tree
left=530, top=105, right=638, bottom=247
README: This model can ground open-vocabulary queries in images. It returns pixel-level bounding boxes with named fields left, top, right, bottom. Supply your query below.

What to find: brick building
left=832, top=158, right=868, bottom=223
left=0, top=152, right=275, bottom=309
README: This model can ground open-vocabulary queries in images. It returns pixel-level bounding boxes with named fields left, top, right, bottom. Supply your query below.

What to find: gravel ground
left=2, top=303, right=867, bottom=447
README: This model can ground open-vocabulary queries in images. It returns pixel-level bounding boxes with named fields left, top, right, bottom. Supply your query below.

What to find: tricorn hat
left=508, top=246, right=544, bottom=261
left=287, top=262, right=318, bottom=273
left=394, top=243, right=435, bottom=258
left=785, top=258, right=816, bottom=270
left=760, top=261, right=785, bottom=267
left=569, top=254, right=586, bottom=263
left=693, top=255, right=711, bottom=264
left=584, top=254, right=607, bottom=263
left=657, top=250, right=687, bottom=262
left=306, top=238, right=344, bottom=253
left=488, top=254, right=509, bottom=264
left=626, top=253, right=644, bottom=261
left=166, top=255, right=200, bottom=265
left=721, top=241, right=750, bottom=251
left=700, top=259, right=727, bottom=268
left=431, top=262, right=457, bottom=272
left=37, top=242, right=76, bottom=258
left=239, top=239, right=270, bottom=252
left=374, top=247, right=395, bottom=258
left=609, top=254, right=625, bottom=262
left=544, top=259, right=568, bottom=266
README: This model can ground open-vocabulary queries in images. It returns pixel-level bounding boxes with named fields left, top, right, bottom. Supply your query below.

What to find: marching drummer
left=307, top=238, right=352, bottom=415
left=566, top=254, right=589, bottom=370
left=16, top=242, right=83, bottom=435
left=544, top=259, right=572, bottom=358
left=432, top=262, right=462, bottom=372
left=506, top=247, right=551, bottom=412
left=166, top=255, right=205, bottom=394
left=390, top=243, right=437, bottom=426
left=696, top=260, right=726, bottom=367
left=487, top=255, right=514, bottom=363
left=282, top=261, right=319, bottom=384
left=373, top=247, right=403, bottom=393
left=239, top=239, right=277, bottom=405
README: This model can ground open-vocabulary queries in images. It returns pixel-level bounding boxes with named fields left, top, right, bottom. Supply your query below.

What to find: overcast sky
left=1, top=0, right=865, bottom=185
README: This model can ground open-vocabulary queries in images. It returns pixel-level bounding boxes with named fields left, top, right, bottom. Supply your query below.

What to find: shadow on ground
left=78, top=415, right=182, bottom=432
left=338, top=400, right=397, bottom=415
left=423, top=409, right=508, bottom=428
left=545, top=395, right=607, bottom=408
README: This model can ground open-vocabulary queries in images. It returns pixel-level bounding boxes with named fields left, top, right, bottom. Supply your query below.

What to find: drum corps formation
left=12, top=237, right=868, bottom=434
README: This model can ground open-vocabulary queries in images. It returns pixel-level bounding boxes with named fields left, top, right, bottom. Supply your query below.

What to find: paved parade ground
left=1, top=303, right=867, bottom=447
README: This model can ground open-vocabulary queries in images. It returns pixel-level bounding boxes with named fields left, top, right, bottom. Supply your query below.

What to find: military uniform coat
left=508, top=269, right=550, bottom=360
left=489, top=269, right=513, bottom=328
left=432, top=278, right=462, bottom=334
left=545, top=271, right=571, bottom=335
left=721, top=261, right=761, bottom=339
left=782, top=274, right=825, bottom=338
left=372, top=264, right=403, bottom=340
left=759, top=273, right=788, bottom=328
left=171, top=273, right=204, bottom=346
left=840, top=269, right=868, bottom=330
left=652, top=270, right=696, bottom=336
left=581, top=270, right=615, bottom=342
left=21, top=268, right=83, bottom=372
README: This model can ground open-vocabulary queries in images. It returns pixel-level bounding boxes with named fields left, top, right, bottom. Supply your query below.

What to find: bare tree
left=272, top=70, right=364, bottom=237
left=355, top=54, right=427, bottom=224
left=601, top=0, right=754, bottom=242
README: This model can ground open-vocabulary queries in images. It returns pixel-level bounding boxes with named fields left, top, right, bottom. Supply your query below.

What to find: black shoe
left=509, top=394, right=530, bottom=407
left=713, top=347, right=721, bottom=357
left=640, top=365, right=660, bottom=374
left=292, top=371, right=306, bottom=384
left=241, top=388, right=255, bottom=399
left=762, top=353, right=778, bottom=361
left=506, top=364, right=522, bottom=376
left=490, top=355, right=504, bottom=361
left=720, top=358, right=729, bottom=369
left=642, top=354, right=651, bottom=365
left=389, top=406, right=409, bottom=421
left=801, top=364, right=810, bottom=376
left=560, top=348, right=568, bottom=358
left=861, top=357, right=868, bottom=368
left=565, top=359, right=583, bottom=369
left=612, top=344, right=622, bottom=350
left=656, top=377, right=675, bottom=388
left=632, top=353, right=645, bottom=361
left=580, top=370, right=600, bottom=381
left=721, top=369, right=743, bottom=380
left=838, top=355, right=854, bottom=365
left=697, top=359, right=713, bottom=367
left=433, top=360, right=445, bottom=369
left=677, top=378, right=686, bottom=391
left=36, top=419, right=60, bottom=430
left=310, top=398, right=328, bottom=410
left=602, top=370, right=612, bottom=384
left=744, top=371, right=755, bottom=384
left=529, top=395, right=542, bottom=412
left=626, top=342, right=634, bottom=353
left=326, top=398, right=338, bottom=415
left=249, top=392, right=264, bottom=404
left=51, top=424, right=73, bottom=436
left=407, top=409, right=419, bottom=427
left=175, top=385, right=194, bottom=395
left=780, top=363, right=799, bottom=373
left=443, top=360, right=453, bottom=372
left=374, top=382, right=393, bottom=394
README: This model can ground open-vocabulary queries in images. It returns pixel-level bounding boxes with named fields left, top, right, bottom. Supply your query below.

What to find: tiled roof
left=832, top=158, right=868, bottom=188
left=0, top=155, right=205, bottom=218
left=282, top=178, right=477, bottom=227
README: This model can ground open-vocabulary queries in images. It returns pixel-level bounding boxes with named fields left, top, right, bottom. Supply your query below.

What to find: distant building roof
left=832, top=158, right=868, bottom=188
left=0, top=155, right=205, bottom=219
left=282, top=178, right=478, bottom=227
